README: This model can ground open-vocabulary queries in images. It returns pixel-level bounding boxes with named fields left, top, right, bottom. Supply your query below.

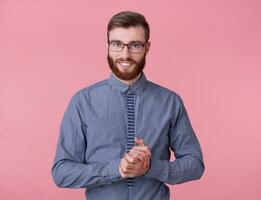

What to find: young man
left=52, top=11, right=204, bottom=200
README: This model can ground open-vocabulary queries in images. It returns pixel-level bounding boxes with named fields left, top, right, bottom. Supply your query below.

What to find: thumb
left=135, top=137, right=145, bottom=147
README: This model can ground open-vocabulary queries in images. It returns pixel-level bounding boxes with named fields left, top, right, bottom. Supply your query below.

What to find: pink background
left=1, top=0, right=261, bottom=199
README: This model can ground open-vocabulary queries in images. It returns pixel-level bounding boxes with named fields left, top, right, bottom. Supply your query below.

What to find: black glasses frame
left=107, top=40, right=148, bottom=53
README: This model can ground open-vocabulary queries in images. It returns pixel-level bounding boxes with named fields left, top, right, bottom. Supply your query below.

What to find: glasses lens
left=128, top=43, right=143, bottom=53
left=108, top=41, right=145, bottom=53
left=109, top=41, right=123, bottom=52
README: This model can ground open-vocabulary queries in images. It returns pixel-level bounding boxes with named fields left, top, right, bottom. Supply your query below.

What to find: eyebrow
left=109, top=40, right=144, bottom=44
left=109, top=40, right=121, bottom=43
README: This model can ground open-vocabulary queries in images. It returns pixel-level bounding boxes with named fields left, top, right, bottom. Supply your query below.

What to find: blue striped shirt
left=51, top=73, right=204, bottom=200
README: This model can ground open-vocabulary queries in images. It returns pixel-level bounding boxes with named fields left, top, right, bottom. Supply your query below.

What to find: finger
left=121, top=156, right=132, bottom=172
left=119, top=163, right=128, bottom=178
left=129, top=149, right=148, bottom=163
left=119, top=165, right=126, bottom=178
left=125, top=153, right=139, bottom=164
left=133, top=145, right=149, bottom=151
left=120, top=158, right=127, bottom=173
left=121, top=166, right=140, bottom=177
left=135, top=137, right=145, bottom=147
left=121, top=171, right=135, bottom=178
left=122, top=156, right=136, bottom=170
left=142, top=158, right=150, bottom=169
left=128, top=152, right=145, bottom=163
left=132, top=146, right=151, bottom=156
left=130, top=148, right=148, bottom=156
left=123, top=163, right=148, bottom=177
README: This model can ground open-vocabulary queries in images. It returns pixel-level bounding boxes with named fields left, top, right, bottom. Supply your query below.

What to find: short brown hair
left=107, top=11, right=150, bottom=42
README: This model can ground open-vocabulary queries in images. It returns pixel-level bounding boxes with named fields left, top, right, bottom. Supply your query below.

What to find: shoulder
left=70, top=79, right=110, bottom=103
left=145, top=80, right=182, bottom=102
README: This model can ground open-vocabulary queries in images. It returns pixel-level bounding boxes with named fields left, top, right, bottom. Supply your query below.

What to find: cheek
left=132, top=54, right=145, bottom=62
left=109, top=52, right=121, bottom=60
left=108, top=52, right=117, bottom=61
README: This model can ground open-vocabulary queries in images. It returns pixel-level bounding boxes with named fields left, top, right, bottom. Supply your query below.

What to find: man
left=52, top=11, right=204, bottom=200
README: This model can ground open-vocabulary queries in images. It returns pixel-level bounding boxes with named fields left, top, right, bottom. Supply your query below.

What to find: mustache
left=116, top=58, right=136, bottom=63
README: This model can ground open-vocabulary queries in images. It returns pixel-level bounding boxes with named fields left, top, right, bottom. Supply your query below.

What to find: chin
left=117, top=65, right=135, bottom=73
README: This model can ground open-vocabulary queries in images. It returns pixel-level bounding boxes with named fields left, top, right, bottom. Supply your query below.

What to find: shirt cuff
left=143, top=156, right=169, bottom=182
left=105, top=158, right=122, bottom=183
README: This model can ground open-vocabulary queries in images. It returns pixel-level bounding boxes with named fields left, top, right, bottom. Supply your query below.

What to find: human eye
left=130, top=43, right=142, bottom=49
left=110, top=41, right=123, bottom=47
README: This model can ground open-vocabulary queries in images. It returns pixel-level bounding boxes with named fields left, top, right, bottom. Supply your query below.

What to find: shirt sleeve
left=51, top=92, right=122, bottom=189
left=144, top=94, right=205, bottom=184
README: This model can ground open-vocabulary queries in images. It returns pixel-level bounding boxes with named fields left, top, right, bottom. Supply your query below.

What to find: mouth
left=117, top=61, right=134, bottom=68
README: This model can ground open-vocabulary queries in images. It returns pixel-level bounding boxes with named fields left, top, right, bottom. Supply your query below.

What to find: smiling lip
left=118, top=61, right=133, bottom=67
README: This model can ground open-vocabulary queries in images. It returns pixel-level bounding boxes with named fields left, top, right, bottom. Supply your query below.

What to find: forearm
left=51, top=158, right=122, bottom=189
left=144, top=155, right=204, bottom=185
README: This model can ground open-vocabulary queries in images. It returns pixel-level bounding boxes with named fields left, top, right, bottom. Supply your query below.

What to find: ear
left=145, top=41, right=151, bottom=54
left=106, top=41, right=109, bottom=52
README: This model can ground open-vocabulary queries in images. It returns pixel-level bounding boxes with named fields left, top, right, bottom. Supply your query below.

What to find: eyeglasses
left=108, top=40, right=148, bottom=53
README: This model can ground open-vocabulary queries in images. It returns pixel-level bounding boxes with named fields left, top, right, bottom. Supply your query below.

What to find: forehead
left=108, top=26, right=146, bottom=43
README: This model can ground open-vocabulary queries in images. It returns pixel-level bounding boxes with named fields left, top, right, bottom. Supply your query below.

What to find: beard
left=107, top=54, right=146, bottom=81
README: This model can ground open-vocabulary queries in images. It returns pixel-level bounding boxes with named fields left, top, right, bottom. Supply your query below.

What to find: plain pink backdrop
left=1, top=0, right=261, bottom=199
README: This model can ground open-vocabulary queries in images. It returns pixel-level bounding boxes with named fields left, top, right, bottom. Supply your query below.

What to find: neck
left=114, top=73, right=142, bottom=86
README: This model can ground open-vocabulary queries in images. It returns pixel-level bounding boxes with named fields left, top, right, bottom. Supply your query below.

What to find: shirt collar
left=108, top=72, right=147, bottom=95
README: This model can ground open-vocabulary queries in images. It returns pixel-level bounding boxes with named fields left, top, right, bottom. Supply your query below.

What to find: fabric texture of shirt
left=51, top=73, right=205, bottom=200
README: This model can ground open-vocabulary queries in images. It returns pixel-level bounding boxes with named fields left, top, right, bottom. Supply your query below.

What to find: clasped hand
left=119, top=138, right=151, bottom=178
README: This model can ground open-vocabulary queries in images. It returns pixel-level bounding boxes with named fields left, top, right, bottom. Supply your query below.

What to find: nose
left=121, top=45, right=130, bottom=59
